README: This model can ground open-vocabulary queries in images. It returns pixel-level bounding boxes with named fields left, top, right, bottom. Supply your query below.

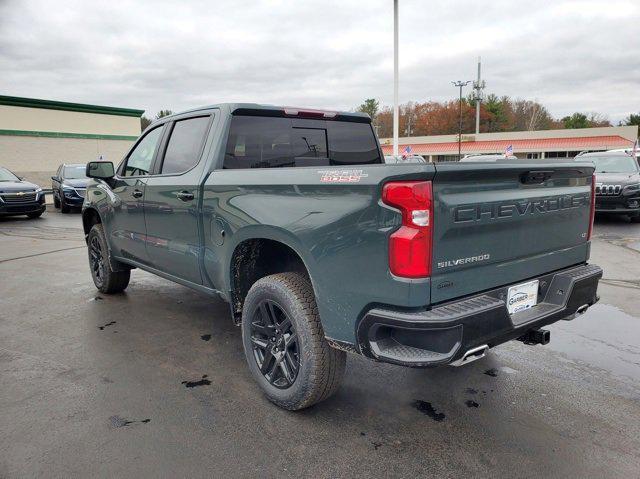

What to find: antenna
left=472, top=56, right=486, bottom=134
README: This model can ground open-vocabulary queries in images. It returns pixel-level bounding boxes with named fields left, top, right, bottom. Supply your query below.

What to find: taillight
left=382, top=181, right=433, bottom=278
left=587, top=173, right=596, bottom=240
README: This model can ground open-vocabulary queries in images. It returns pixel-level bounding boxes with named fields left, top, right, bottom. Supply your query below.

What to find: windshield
left=63, top=165, right=87, bottom=179
left=0, top=167, right=20, bottom=182
left=579, top=155, right=639, bottom=173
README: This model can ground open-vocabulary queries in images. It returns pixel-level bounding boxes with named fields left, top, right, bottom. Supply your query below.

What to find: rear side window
left=224, top=115, right=380, bottom=169
left=327, top=121, right=380, bottom=165
left=160, top=116, right=210, bottom=175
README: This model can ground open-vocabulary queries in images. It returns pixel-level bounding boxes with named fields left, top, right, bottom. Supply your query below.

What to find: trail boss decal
left=318, top=169, right=369, bottom=183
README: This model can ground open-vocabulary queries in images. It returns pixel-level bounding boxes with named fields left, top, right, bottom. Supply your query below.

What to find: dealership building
left=380, top=125, right=638, bottom=162
left=0, top=95, right=144, bottom=187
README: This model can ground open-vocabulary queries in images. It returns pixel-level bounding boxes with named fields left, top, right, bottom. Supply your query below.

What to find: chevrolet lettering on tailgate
left=453, top=194, right=590, bottom=223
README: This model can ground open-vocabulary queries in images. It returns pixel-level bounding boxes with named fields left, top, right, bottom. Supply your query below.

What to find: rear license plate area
left=507, top=280, right=539, bottom=314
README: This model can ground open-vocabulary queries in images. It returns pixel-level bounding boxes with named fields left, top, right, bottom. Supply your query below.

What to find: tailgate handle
left=521, top=170, right=554, bottom=184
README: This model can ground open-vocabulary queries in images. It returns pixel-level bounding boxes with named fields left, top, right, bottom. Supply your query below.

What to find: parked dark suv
left=575, top=151, right=640, bottom=222
left=0, top=166, right=46, bottom=218
left=51, top=163, right=89, bottom=213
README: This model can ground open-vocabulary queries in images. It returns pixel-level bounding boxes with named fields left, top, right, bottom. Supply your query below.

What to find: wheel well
left=82, top=208, right=101, bottom=240
left=230, top=239, right=309, bottom=322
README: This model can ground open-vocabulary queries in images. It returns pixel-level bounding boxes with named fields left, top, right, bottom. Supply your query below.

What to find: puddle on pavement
left=182, top=375, right=211, bottom=388
left=413, top=400, right=446, bottom=421
left=547, top=303, right=640, bottom=382
left=109, top=416, right=151, bottom=428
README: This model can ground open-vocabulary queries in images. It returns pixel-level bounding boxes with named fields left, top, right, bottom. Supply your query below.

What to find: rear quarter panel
left=202, top=164, right=435, bottom=343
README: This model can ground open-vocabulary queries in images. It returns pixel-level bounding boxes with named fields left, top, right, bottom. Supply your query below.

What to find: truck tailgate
left=430, top=161, right=594, bottom=304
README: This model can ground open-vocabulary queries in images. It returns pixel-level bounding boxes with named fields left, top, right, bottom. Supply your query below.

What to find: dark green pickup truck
left=82, top=104, right=602, bottom=410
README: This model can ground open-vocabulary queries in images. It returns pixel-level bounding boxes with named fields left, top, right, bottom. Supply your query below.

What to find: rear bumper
left=357, top=263, right=602, bottom=367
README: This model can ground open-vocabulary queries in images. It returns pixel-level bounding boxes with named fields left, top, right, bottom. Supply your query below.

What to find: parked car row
left=0, top=163, right=88, bottom=219
left=2, top=149, right=638, bottom=222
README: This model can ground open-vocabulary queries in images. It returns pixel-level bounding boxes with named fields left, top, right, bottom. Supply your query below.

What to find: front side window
left=160, top=116, right=211, bottom=175
left=123, top=126, right=163, bottom=177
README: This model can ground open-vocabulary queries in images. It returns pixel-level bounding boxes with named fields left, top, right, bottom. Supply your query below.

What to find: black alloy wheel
left=89, top=235, right=105, bottom=288
left=250, top=299, right=300, bottom=388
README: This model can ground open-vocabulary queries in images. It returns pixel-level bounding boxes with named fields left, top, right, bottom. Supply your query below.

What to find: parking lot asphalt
left=1, top=207, right=639, bottom=478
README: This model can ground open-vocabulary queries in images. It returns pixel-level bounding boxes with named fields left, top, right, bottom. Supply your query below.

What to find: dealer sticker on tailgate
left=507, top=280, right=539, bottom=314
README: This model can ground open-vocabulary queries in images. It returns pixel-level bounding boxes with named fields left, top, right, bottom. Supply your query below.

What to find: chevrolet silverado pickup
left=81, top=104, right=602, bottom=410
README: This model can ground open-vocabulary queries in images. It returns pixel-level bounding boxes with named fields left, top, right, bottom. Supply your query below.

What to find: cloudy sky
left=1, top=0, right=639, bottom=123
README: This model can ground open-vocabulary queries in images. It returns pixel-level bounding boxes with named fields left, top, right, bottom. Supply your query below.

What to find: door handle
left=176, top=191, right=194, bottom=202
left=131, top=189, right=143, bottom=198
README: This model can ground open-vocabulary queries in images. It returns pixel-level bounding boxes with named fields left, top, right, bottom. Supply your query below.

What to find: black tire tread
left=88, top=224, right=130, bottom=294
left=243, top=272, right=346, bottom=410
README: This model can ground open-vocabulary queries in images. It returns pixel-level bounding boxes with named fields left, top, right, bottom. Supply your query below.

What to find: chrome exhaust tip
left=576, top=304, right=590, bottom=315
left=450, top=344, right=489, bottom=367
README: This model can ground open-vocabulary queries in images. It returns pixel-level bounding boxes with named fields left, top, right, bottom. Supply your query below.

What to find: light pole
left=393, top=0, right=399, bottom=157
left=472, top=57, right=485, bottom=134
left=452, top=80, right=471, bottom=161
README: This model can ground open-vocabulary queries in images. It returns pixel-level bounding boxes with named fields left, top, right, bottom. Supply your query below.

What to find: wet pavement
left=1, top=208, right=639, bottom=478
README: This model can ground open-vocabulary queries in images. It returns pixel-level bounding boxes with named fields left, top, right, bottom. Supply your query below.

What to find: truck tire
left=54, top=195, right=60, bottom=208
left=27, top=211, right=43, bottom=219
left=241, top=272, right=346, bottom=410
left=87, top=224, right=130, bottom=294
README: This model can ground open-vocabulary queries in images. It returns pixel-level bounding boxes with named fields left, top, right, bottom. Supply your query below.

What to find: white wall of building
left=0, top=104, right=141, bottom=137
left=0, top=135, right=134, bottom=186
left=0, top=96, right=143, bottom=187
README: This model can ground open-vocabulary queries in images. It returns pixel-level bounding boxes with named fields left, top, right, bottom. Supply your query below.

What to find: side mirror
left=51, top=176, right=59, bottom=181
left=86, top=161, right=115, bottom=179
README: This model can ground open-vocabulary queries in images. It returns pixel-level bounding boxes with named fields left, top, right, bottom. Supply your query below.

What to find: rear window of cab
left=224, top=115, right=381, bottom=168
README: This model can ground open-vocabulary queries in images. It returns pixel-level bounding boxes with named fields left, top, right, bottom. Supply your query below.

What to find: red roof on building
left=381, top=135, right=633, bottom=155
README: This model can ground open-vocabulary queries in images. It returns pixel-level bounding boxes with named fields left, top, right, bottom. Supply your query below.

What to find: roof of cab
left=158, top=103, right=371, bottom=121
